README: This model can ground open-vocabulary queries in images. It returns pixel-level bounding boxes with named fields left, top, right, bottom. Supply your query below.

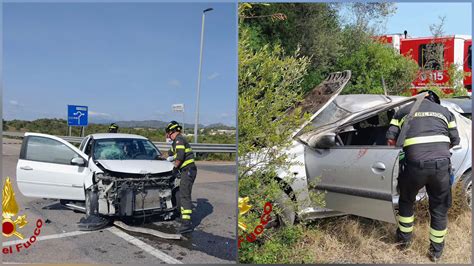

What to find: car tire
left=85, top=188, right=99, bottom=216
left=85, top=189, right=92, bottom=216
left=461, top=171, right=472, bottom=210
left=266, top=189, right=296, bottom=228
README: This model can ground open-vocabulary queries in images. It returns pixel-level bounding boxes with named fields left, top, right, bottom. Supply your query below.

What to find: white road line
left=2, top=230, right=92, bottom=247
left=107, top=227, right=183, bottom=264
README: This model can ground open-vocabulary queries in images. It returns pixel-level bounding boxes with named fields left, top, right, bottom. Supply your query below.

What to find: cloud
left=9, top=100, right=20, bottom=106
left=168, top=79, right=182, bottom=88
left=89, top=111, right=111, bottom=117
left=207, top=72, right=220, bottom=80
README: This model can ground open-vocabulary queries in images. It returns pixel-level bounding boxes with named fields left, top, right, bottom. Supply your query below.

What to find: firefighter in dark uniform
left=165, top=121, right=197, bottom=234
left=109, top=123, right=119, bottom=133
left=386, top=90, right=460, bottom=261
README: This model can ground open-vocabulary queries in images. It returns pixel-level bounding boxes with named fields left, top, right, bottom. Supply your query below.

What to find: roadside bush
left=238, top=22, right=312, bottom=262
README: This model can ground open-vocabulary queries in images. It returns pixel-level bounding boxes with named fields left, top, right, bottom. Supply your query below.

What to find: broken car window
left=93, top=138, right=161, bottom=160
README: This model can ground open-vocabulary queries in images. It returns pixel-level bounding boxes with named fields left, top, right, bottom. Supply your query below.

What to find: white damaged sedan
left=16, top=133, right=179, bottom=222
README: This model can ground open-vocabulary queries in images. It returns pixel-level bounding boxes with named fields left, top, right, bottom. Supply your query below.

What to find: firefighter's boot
left=428, top=242, right=444, bottom=262
left=396, top=228, right=412, bottom=250
left=178, top=220, right=193, bottom=234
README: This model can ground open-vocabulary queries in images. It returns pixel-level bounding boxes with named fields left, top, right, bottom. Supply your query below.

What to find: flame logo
left=238, top=197, right=252, bottom=231
left=2, top=177, right=28, bottom=239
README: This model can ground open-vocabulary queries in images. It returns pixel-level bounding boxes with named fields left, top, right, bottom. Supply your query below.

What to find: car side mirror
left=71, top=157, right=86, bottom=167
left=315, top=133, right=336, bottom=149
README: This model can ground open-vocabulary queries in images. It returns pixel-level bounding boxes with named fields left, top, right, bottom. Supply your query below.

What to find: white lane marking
left=107, top=227, right=183, bottom=264
left=2, top=230, right=92, bottom=247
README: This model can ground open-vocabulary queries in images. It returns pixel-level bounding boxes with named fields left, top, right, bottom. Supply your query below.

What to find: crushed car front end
left=94, top=169, right=179, bottom=220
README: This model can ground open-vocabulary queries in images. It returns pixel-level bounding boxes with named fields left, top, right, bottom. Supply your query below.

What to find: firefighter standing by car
left=109, top=123, right=119, bottom=133
left=165, top=121, right=197, bottom=234
left=386, top=90, right=460, bottom=262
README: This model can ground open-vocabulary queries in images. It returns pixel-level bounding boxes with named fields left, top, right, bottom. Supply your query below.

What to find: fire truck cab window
left=418, top=43, right=444, bottom=70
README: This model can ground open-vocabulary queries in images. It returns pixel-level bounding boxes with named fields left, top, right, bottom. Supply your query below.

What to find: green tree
left=336, top=31, right=419, bottom=95
left=238, top=21, right=312, bottom=261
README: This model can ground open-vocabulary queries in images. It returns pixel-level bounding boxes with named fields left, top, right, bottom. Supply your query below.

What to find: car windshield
left=92, top=138, right=162, bottom=160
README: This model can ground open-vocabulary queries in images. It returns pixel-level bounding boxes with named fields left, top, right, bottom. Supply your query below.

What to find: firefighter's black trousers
left=179, top=164, right=197, bottom=220
left=397, top=158, right=451, bottom=252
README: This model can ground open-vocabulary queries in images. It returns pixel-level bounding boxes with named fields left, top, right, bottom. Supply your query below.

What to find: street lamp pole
left=194, top=7, right=213, bottom=144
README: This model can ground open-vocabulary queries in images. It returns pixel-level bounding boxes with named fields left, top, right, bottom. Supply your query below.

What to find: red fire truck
left=376, top=34, right=472, bottom=95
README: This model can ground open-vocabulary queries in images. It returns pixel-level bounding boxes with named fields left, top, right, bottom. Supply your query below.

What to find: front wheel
left=265, top=189, right=296, bottom=228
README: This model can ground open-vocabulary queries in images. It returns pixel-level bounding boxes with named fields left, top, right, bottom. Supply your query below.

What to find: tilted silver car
left=255, top=71, right=472, bottom=225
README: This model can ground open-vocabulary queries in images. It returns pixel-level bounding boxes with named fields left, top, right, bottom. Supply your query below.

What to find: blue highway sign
left=68, top=105, right=88, bottom=126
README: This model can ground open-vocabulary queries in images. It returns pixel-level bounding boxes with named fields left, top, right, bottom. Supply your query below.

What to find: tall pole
left=194, top=8, right=213, bottom=144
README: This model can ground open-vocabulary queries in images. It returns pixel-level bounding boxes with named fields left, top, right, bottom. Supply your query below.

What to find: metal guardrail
left=3, top=132, right=236, bottom=153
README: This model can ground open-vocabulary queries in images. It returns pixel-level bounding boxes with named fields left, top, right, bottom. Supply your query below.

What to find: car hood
left=97, top=160, right=174, bottom=174
left=291, top=70, right=351, bottom=139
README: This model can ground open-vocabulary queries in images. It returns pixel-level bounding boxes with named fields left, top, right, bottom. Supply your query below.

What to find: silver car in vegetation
left=267, top=71, right=472, bottom=225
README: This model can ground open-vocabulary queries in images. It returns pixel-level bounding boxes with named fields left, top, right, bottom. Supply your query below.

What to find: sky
left=384, top=2, right=472, bottom=37
left=3, top=2, right=237, bottom=126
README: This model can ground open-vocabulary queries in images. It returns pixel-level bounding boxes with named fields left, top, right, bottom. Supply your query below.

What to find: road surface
left=2, top=139, right=237, bottom=264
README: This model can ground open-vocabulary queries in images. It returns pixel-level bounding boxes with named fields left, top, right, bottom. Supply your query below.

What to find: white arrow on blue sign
left=68, top=105, right=88, bottom=126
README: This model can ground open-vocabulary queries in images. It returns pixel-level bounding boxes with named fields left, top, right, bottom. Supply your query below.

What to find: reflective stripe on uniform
left=448, top=121, right=457, bottom=128
left=430, top=234, right=445, bottom=243
left=391, top=116, right=407, bottom=128
left=398, top=224, right=413, bottom=233
left=390, top=119, right=401, bottom=127
left=175, top=145, right=193, bottom=153
left=180, top=158, right=195, bottom=168
left=430, top=228, right=447, bottom=237
left=398, top=215, right=414, bottom=223
left=413, top=112, right=448, bottom=125
left=182, top=214, right=191, bottom=220
left=181, top=209, right=192, bottom=214
left=403, top=135, right=450, bottom=147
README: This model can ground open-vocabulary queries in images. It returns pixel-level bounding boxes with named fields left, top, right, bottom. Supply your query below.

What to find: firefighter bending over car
left=386, top=90, right=460, bottom=262
left=165, top=121, right=197, bottom=234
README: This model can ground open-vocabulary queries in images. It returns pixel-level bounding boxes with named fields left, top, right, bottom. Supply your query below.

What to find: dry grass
left=298, top=185, right=472, bottom=264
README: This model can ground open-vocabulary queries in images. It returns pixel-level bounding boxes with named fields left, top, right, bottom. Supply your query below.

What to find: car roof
left=334, top=94, right=407, bottom=113
left=88, top=133, right=148, bottom=140
left=334, top=94, right=468, bottom=115
left=441, top=98, right=472, bottom=114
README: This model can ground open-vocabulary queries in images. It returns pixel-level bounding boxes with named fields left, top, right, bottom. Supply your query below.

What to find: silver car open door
left=305, top=93, right=426, bottom=223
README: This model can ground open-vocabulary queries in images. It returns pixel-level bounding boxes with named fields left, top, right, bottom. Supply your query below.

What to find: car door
left=305, top=94, right=426, bottom=224
left=16, top=133, right=90, bottom=200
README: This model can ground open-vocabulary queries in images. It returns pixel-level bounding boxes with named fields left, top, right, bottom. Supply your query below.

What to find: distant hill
left=5, top=118, right=234, bottom=130
left=91, top=120, right=235, bottom=130
left=205, top=123, right=236, bottom=130
left=91, top=120, right=215, bottom=128
left=90, top=120, right=189, bottom=129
